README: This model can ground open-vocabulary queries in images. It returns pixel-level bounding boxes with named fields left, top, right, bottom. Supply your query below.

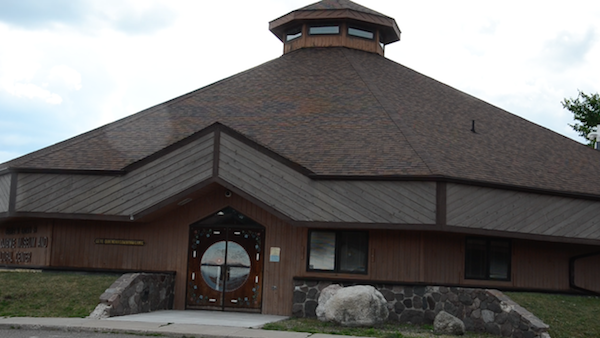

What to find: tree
left=562, top=90, right=600, bottom=146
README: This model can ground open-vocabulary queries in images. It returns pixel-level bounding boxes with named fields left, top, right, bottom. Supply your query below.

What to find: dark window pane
left=489, top=240, right=510, bottom=280
left=309, top=26, right=339, bottom=35
left=348, top=27, right=373, bottom=39
left=338, top=232, right=368, bottom=273
left=308, top=231, right=335, bottom=270
left=465, top=239, right=487, bottom=279
left=286, top=28, right=302, bottom=41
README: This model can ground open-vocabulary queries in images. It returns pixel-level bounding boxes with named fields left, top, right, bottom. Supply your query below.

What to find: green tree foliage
left=562, top=91, right=600, bottom=146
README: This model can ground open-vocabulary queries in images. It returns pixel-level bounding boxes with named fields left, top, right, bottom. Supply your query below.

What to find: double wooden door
left=187, top=225, right=264, bottom=312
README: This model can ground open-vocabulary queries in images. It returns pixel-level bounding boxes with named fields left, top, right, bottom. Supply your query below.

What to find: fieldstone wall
left=293, top=280, right=550, bottom=338
left=89, top=273, right=175, bottom=318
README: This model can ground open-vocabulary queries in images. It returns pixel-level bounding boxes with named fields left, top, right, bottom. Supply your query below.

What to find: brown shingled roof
left=299, top=0, right=389, bottom=17
left=4, top=47, right=600, bottom=196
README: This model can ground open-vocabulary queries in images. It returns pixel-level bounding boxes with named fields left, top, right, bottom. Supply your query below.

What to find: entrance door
left=186, top=209, right=264, bottom=312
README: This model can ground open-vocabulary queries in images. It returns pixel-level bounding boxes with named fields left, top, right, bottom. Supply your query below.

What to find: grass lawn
left=0, top=270, right=118, bottom=318
left=263, top=318, right=499, bottom=338
left=505, top=292, right=600, bottom=338
left=265, top=292, right=600, bottom=338
left=1, top=270, right=599, bottom=338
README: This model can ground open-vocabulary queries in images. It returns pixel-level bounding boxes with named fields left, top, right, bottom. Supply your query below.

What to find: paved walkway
left=0, top=311, right=370, bottom=338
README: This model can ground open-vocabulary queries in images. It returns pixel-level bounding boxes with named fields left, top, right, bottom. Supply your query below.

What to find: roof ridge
left=340, top=48, right=436, bottom=175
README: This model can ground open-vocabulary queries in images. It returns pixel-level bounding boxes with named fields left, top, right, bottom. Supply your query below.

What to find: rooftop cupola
left=269, top=0, right=401, bottom=56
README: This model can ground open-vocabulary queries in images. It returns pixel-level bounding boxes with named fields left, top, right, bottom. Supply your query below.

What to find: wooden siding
left=573, top=253, right=600, bottom=293
left=447, top=183, right=600, bottom=241
left=369, top=231, right=422, bottom=282
left=15, top=134, right=214, bottom=216
left=218, top=133, right=436, bottom=224
left=3, top=186, right=599, bottom=316
left=0, top=173, right=10, bottom=213
left=0, top=220, right=52, bottom=266
left=284, top=22, right=382, bottom=55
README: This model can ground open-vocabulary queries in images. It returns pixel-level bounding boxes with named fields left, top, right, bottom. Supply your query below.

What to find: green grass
left=505, top=292, right=600, bottom=338
left=262, top=318, right=498, bottom=338
left=266, top=292, right=600, bottom=338
left=0, top=270, right=118, bottom=318
left=1, top=270, right=599, bottom=338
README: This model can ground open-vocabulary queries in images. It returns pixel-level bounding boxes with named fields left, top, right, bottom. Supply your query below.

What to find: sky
left=0, top=0, right=599, bottom=164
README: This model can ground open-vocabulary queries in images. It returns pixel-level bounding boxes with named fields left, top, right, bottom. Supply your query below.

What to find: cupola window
left=286, top=27, right=302, bottom=41
left=348, top=27, right=374, bottom=40
left=309, top=25, right=340, bottom=35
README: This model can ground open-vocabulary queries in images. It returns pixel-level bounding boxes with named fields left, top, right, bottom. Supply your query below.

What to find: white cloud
left=49, top=65, right=82, bottom=91
left=2, top=82, right=62, bottom=104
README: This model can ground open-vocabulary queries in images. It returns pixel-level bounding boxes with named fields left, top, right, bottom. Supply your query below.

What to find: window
left=307, top=230, right=368, bottom=274
left=309, top=25, right=340, bottom=35
left=348, top=27, right=374, bottom=40
left=465, top=238, right=511, bottom=281
left=286, top=27, right=302, bottom=41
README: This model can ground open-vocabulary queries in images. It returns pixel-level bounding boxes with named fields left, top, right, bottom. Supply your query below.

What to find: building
left=0, top=0, right=599, bottom=317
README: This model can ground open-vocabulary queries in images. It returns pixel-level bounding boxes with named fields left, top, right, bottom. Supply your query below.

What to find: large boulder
left=434, top=310, right=465, bottom=335
left=319, top=285, right=389, bottom=327
left=316, top=284, right=342, bottom=321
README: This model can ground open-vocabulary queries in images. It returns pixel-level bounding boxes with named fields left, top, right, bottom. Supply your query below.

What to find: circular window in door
left=200, top=241, right=251, bottom=292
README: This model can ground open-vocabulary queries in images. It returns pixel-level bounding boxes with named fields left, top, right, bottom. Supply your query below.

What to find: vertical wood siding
left=218, top=134, right=436, bottom=224
left=511, top=240, right=589, bottom=291
left=369, top=231, right=422, bottom=282
left=0, top=173, right=10, bottom=213
left=423, top=233, right=464, bottom=284
left=15, top=134, right=214, bottom=216
left=573, top=253, right=600, bottom=293
left=447, top=183, right=600, bottom=241
left=6, top=189, right=598, bottom=316
left=0, top=220, right=52, bottom=266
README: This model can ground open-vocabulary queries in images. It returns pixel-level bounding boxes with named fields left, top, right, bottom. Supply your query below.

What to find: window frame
left=347, top=26, right=374, bottom=40
left=308, top=25, right=341, bottom=36
left=285, top=27, right=303, bottom=42
left=306, top=230, right=368, bottom=275
left=464, top=237, right=512, bottom=281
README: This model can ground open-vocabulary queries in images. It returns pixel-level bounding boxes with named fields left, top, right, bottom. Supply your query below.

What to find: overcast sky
left=0, top=0, right=599, bottom=164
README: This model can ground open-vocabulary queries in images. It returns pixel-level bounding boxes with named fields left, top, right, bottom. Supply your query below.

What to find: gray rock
left=305, top=300, right=318, bottom=317
left=482, top=309, right=495, bottom=323
left=316, top=284, right=342, bottom=321
left=434, top=310, right=465, bottom=335
left=322, top=285, right=389, bottom=327
left=399, top=309, right=423, bottom=325
left=87, top=303, right=110, bottom=319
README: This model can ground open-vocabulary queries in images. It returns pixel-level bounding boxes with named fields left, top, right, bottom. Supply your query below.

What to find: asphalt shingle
left=3, top=46, right=600, bottom=196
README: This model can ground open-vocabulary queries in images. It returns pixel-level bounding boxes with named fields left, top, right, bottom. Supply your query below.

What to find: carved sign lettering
left=95, top=238, right=145, bottom=246
left=0, top=235, right=48, bottom=264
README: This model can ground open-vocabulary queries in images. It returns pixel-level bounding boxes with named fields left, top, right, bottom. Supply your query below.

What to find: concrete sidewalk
left=0, top=312, right=371, bottom=338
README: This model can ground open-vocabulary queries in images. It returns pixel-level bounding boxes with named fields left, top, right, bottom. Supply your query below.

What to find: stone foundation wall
left=293, top=280, right=550, bottom=338
left=89, top=273, right=175, bottom=318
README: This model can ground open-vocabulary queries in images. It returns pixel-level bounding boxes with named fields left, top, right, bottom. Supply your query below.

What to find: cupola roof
left=269, top=0, right=401, bottom=55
